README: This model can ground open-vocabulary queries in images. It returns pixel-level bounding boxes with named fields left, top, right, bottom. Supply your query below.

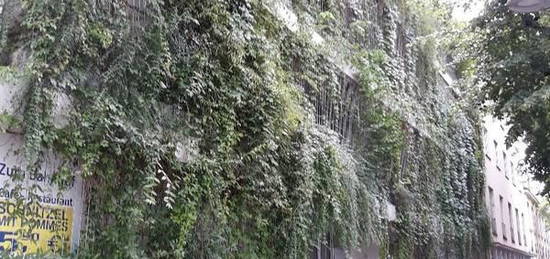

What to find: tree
left=475, top=0, right=550, bottom=194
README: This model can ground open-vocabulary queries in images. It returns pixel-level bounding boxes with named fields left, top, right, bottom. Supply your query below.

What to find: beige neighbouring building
left=483, top=115, right=550, bottom=259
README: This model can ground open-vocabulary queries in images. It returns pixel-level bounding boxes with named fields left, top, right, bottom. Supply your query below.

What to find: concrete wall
left=0, top=76, right=84, bottom=253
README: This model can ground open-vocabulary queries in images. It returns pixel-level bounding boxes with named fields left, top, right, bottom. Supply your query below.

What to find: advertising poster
left=0, top=134, right=84, bottom=255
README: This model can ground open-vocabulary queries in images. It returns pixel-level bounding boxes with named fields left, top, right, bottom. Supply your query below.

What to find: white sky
left=452, top=0, right=487, bottom=22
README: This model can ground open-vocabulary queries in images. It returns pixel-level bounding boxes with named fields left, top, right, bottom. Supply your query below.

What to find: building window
left=489, top=187, right=497, bottom=236
left=511, top=161, right=515, bottom=182
left=516, top=208, right=521, bottom=245
left=501, top=196, right=506, bottom=240
left=310, top=234, right=334, bottom=259
left=509, top=203, right=515, bottom=243
left=503, top=152, right=508, bottom=178
left=522, top=213, right=526, bottom=246
left=493, top=140, right=500, bottom=171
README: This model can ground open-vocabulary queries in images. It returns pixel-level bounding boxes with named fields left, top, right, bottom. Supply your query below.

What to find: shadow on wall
left=0, top=0, right=28, bottom=68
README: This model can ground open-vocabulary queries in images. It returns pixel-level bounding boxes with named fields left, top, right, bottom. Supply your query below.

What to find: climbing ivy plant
left=0, top=0, right=490, bottom=258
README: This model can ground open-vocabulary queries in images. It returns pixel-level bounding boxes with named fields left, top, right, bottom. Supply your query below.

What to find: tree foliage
left=475, top=0, right=550, bottom=194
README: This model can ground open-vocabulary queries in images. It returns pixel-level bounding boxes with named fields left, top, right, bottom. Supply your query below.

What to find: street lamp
left=508, top=0, right=550, bottom=13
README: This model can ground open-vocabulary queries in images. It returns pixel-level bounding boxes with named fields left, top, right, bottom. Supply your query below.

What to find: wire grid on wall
left=127, top=0, right=150, bottom=36
left=301, top=69, right=359, bottom=147
left=0, top=0, right=7, bottom=52
left=78, top=0, right=150, bottom=254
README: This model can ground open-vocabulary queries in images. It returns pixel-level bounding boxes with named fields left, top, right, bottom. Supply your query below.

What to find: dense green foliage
left=474, top=0, right=550, bottom=194
left=0, top=0, right=489, bottom=258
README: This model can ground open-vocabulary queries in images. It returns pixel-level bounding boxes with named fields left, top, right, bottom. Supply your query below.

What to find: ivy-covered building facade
left=0, top=0, right=491, bottom=258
